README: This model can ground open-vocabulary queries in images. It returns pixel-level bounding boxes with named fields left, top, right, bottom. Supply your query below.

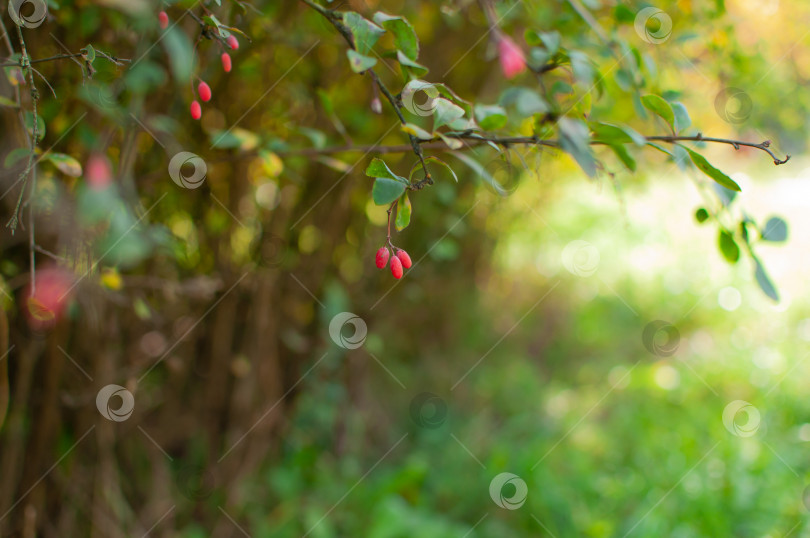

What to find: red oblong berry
left=375, top=247, right=390, bottom=269
left=226, top=35, right=239, bottom=50
left=197, top=81, right=212, bottom=102
left=396, top=249, right=412, bottom=269
left=158, top=11, right=169, bottom=30
left=190, top=100, right=202, bottom=120
left=390, top=256, right=403, bottom=279
left=221, top=52, right=232, bottom=73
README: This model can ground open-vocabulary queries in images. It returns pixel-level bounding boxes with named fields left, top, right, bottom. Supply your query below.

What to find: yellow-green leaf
left=395, top=193, right=411, bottom=230
left=685, top=148, right=741, bottom=191
left=46, top=153, right=82, bottom=177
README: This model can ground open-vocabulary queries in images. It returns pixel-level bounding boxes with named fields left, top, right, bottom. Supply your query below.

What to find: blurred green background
left=1, top=0, right=810, bottom=536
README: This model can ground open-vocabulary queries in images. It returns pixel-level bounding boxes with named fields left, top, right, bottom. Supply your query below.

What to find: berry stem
left=386, top=201, right=398, bottom=250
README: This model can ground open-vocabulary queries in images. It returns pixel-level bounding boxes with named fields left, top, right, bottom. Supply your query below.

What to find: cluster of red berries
left=158, top=9, right=239, bottom=121
left=376, top=247, right=412, bottom=279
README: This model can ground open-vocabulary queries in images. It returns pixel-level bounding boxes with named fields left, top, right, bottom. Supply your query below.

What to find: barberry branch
left=277, top=132, right=790, bottom=165
left=300, top=0, right=432, bottom=186
left=8, top=25, right=39, bottom=233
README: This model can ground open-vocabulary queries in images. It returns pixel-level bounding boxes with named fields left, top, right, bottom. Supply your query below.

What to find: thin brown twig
left=0, top=51, right=130, bottom=68
left=7, top=26, right=39, bottom=231
left=276, top=132, right=790, bottom=164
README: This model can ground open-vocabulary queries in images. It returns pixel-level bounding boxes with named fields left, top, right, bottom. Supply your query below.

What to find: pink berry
left=390, top=256, right=403, bottom=279
left=158, top=11, right=169, bottom=30
left=375, top=247, right=390, bottom=269
left=197, top=81, right=212, bottom=102
left=226, top=35, right=239, bottom=50
left=498, top=36, right=526, bottom=79
left=23, top=267, right=73, bottom=329
left=85, top=153, right=112, bottom=190
left=396, top=249, right=412, bottom=269
left=190, top=100, right=202, bottom=120
left=221, top=52, right=232, bottom=73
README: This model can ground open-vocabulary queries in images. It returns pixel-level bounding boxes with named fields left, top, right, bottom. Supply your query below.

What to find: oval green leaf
left=685, top=148, right=741, bottom=192
left=372, top=177, right=406, bottom=205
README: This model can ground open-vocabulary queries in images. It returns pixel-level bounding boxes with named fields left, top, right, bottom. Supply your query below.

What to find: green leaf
left=409, top=156, right=458, bottom=182
left=451, top=153, right=510, bottom=196
left=539, top=31, right=561, bottom=55
left=590, top=122, right=645, bottom=146
left=608, top=143, right=636, bottom=172
left=499, top=87, right=549, bottom=118
left=222, top=26, right=250, bottom=40
left=713, top=183, right=737, bottom=206
left=524, top=29, right=543, bottom=46
left=761, top=216, right=788, bottom=242
left=645, top=142, right=673, bottom=157
left=346, top=50, right=377, bottom=73
left=396, top=51, right=428, bottom=76
left=474, top=104, right=507, bottom=130
left=672, top=102, right=691, bottom=132
left=401, top=122, right=433, bottom=140
left=0, top=95, right=17, bottom=107
left=373, top=12, right=419, bottom=60
left=641, top=94, right=675, bottom=130
left=210, top=128, right=259, bottom=150
left=754, top=257, right=779, bottom=301
left=24, top=111, right=45, bottom=141
left=685, top=148, right=741, bottom=191
left=162, top=27, right=193, bottom=83
left=558, top=118, right=596, bottom=178
left=4, top=147, right=30, bottom=168
left=342, top=12, right=385, bottom=56
left=83, top=44, right=96, bottom=63
left=569, top=51, right=594, bottom=87
left=395, top=193, right=412, bottom=230
left=365, top=157, right=406, bottom=182
left=202, top=14, right=223, bottom=33
left=740, top=219, right=750, bottom=242
left=372, top=178, right=406, bottom=205
left=432, top=98, right=465, bottom=130
left=695, top=208, right=709, bottom=223
left=316, top=88, right=335, bottom=116
left=45, top=153, right=82, bottom=177
left=437, top=132, right=463, bottom=150
left=673, top=144, right=690, bottom=171
left=316, top=155, right=351, bottom=173
left=718, top=230, right=740, bottom=264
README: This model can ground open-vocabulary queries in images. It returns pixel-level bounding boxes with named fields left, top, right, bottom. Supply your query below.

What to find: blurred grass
left=174, top=158, right=810, bottom=537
